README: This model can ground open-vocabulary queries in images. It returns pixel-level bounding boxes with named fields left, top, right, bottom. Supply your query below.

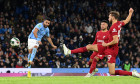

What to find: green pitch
left=0, top=76, right=139, bottom=84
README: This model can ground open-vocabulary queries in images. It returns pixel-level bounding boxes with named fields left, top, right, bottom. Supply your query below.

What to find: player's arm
left=105, top=35, right=118, bottom=46
left=122, top=8, right=134, bottom=25
left=33, top=28, right=39, bottom=38
left=33, top=28, right=42, bottom=45
left=46, top=36, right=57, bottom=49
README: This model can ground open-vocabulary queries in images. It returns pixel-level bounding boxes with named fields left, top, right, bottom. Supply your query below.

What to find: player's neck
left=101, top=29, right=108, bottom=32
left=112, top=20, right=118, bottom=25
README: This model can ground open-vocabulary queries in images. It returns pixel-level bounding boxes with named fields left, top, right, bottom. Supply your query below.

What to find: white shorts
left=28, top=39, right=39, bottom=49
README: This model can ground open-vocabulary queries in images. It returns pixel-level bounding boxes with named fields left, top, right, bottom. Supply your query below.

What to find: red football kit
left=105, top=21, right=125, bottom=63
left=90, top=30, right=109, bottom=59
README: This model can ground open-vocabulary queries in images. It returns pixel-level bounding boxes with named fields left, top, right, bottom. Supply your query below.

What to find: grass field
left=0, top=76, right=140, bottom=84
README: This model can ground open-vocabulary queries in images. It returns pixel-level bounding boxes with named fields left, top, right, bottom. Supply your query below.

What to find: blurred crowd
left=0, top=0, right=140, bottom=68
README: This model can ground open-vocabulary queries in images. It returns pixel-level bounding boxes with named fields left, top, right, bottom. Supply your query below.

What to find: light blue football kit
left=28, top=22, right=50, bottom=68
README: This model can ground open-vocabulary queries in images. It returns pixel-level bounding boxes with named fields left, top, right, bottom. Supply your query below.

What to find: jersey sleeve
left=34, top=23, right=42, bottom=30
left=92, top=33, right=97, bottom=45
left=45, top=28, right=50, bottom=37
left=120, top=21, right=125, bottom=26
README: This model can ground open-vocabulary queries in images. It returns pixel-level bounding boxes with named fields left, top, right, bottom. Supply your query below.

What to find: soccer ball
left=10, top=37, right=20, bottom=47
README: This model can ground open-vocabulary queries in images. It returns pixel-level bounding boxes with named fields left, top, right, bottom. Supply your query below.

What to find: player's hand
left=129, top=8, right=134, bottom=14
left=102, top=42, right=108, bottom=47
left=38, top=41, right=42, bottom=45
left=52, top=45, right=57, bottom=49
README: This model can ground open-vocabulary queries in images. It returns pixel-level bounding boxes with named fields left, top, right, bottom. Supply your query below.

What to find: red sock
left=89, top=58, right=97, bottom=73
left=115, top=70, right=132, bottom=76
left=71, top=47, right=88, bottom=54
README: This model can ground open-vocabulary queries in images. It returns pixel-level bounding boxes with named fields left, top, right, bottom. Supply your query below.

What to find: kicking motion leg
left=63, top=44, right=98, bottom=55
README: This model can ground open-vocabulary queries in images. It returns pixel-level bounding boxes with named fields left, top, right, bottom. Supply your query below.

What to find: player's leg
left=28, top=49, right=32, bottom=68
left=63, top=44, right=98, bottom=55
left=29, top=46, right=38, bottom=62
left=89, top=56, right=99, bottom=73
left=107, top=55, right=132, bottom=75
left=107, top=55, right=140, bottom=77
left=85, top=52, right=99, bottom=77
left=27, top=39, right=39, bottom=68
left=107, top=62, right=115, bottom=75
left=108, top=62, right=133, bottom=76
left=88, top=52, right=95, bottom=66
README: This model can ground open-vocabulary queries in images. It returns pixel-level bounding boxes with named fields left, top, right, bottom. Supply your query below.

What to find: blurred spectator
left=0, top=0, right=139, bottom=68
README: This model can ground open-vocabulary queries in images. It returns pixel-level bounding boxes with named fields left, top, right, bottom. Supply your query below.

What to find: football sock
left=28, top=48, right=37, bottom=68
left=88, top=61, right=92, bottom=66
left=89, top=58, right=97, bottom=73
left=28, top=54, right=31, bottom=68
left=30, top=48, right=37, bottom=62
left=28, top=54, right=31, bottom=62
left=115, top=70, right=132, bottom=76
left=71, top=47, right=88, bottom=54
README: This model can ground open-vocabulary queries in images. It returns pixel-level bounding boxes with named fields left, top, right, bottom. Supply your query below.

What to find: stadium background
left=0, top=0, right=140, bottom=69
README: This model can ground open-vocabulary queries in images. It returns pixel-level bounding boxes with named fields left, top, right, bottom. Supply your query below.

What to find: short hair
left=109, top=11, right=120, bottom=20
left=44, top=16, right=51, bottom=21
left=101, top=20, right=108, bottom=24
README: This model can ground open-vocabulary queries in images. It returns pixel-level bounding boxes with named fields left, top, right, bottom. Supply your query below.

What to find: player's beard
left=109, top=18, right=112, bottom=24
left=44, top=24, right=48, bottom=28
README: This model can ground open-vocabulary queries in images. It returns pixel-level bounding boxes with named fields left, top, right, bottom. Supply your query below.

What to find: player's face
left=43, top=20, right=50, bottom=28
left=108, top=14, right=113, bottom=23
left=101, top=22, right=108, bottom=30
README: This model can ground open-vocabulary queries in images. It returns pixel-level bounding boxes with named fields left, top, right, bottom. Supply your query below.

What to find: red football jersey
left=93, top=31, right=109, bottom=45
left=108, top=21, right=125, bottom=49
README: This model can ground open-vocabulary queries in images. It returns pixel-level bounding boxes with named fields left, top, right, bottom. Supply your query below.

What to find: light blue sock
left=28, top=54, right=31, bottom=62
left=28, top=48, right=37, bottom=68
left=30, top=48, right=37, bottom=62
left=28, top=54, right=31, bottom=68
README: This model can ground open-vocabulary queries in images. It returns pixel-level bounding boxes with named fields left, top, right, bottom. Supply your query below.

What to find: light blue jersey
left=28, top=22, right=50, bottom=41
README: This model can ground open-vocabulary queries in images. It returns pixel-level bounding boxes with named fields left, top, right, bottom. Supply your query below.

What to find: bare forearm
left=33, top=33, right=38, bottom=38
left=47, top=37, right=54, bottom=46
left=124, top=13, right=133, bottom=24
left=123, top=8, right=134, bottom=24
left=107, top=40, right=118, bottom=46
left=33, top=28, right=39, bottom=39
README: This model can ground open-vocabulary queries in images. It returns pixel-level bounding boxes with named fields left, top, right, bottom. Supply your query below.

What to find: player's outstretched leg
left=115, top=69, right=140, bottom=78
left=108, top=62, right=140, bottom=78
left=27, top=47, right=37, bottom=78
left=63, top=44, right=98, bottom=55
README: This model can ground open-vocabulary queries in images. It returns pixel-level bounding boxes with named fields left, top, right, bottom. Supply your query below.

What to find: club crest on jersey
left=103, top=36, right=106, bottom=39
left=112, top=28, right=117, bottom=32
left=38, top=25, right=41, bottom=28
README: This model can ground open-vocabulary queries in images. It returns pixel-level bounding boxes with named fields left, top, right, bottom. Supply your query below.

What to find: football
left=10, top=37, right=20, bottom=47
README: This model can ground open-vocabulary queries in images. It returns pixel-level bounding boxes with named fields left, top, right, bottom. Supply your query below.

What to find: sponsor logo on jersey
left=112, top=28, right=117, bottom=32
left=97, top=39, right=104, bottom=42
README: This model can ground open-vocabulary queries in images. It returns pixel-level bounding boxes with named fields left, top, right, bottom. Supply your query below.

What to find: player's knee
left=109, top=71, right=115, bottom=75
left=28, top=49, right=32, bottom=54
left=90, top=59, right=93, bottom=62
left=86, top=44, right=92, bottom=50
left=34, top=46, right=38, bottom=48
left=94, top=56, right=99, bottom=61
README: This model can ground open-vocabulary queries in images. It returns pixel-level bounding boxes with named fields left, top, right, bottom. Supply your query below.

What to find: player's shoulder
left=96, top=31, right=101, bottom=35
left=36, top=23, right=43, bottom=28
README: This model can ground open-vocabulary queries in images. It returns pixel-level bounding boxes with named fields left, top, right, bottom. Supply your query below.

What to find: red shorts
left=90, top=52, right=105, bottom=60
left=97, top=44, right=107, bottom=55
left=104, top=47, right=119, bottom=63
